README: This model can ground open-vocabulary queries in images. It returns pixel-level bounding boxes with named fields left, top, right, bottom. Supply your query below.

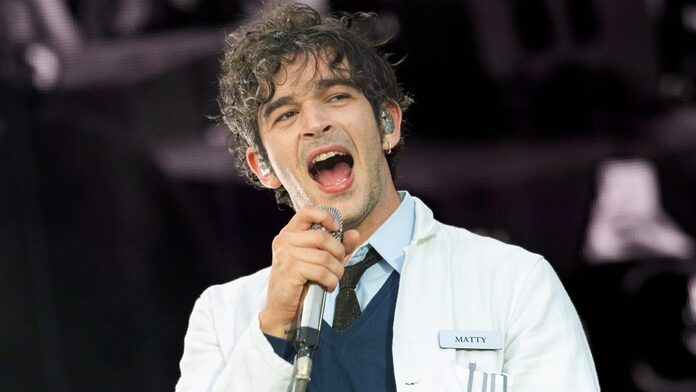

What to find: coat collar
left=409, top=196, right=440, bottom=246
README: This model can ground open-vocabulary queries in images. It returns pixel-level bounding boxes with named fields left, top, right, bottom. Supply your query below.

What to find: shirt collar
left=348, top=191, right=415, bottom=274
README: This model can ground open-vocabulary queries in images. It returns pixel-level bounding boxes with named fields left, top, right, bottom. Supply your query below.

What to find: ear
left=246, top=147, right=282, bottom=189
left=381, top=101, right=402, bottom=151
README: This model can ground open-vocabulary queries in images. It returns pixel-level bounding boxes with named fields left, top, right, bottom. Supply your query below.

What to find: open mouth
left=308, top=150, right=354, bottom=188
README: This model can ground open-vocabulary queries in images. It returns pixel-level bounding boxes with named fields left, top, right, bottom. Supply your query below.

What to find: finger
left=284, top=247, right=344, bottom=278
left=282, top=206, right=341, bottom=233
left=341, top=229, right=362, bottom=259
left=296, top=260, right=342, bottom=291
left=282, top=230, right=346, bottom=260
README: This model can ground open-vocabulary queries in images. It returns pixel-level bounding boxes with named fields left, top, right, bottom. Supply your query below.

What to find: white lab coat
left=176, top=198, right=600, bottom=391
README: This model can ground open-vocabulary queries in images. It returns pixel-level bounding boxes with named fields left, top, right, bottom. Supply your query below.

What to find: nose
left=300, top=102, right=332, bottom=138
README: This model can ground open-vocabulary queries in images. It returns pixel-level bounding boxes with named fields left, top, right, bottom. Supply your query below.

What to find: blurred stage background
left=2, top=0, right=696, bottom=390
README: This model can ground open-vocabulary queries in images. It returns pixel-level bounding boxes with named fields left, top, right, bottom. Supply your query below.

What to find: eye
left=276, top=111, right=297, bottom=123
left=329, top=93, right=349, bottom=102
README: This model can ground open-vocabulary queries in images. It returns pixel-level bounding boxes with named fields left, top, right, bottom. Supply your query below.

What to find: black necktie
left=332, top=247, right=382, bottom=332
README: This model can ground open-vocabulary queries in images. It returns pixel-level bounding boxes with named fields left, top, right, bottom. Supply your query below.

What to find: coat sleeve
left=175, top=289, right=294, bottom=392
left=502, top=258, right=600, bottom=391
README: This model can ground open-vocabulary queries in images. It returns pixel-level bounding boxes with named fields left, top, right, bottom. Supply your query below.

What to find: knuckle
left=272, top=246, right=291, bottom=266
left=335, top=244, right=346, bottom=259
left=303, top=265, right=318, bottom=281
left=314, top=229, right=329, bottom=242
left=300, top=207, right=317, bottom=221
left=271, top=234, right=285, bottom=249
left=321, top=269, right=334, bottom=285
left=326, top=275, right=339, bottom=291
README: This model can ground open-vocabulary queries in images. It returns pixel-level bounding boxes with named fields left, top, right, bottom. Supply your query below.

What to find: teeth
left=312, top=151, right=345, bottom=164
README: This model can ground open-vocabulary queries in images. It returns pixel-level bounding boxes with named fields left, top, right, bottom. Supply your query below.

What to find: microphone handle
left=292, top=285, right=325, bottom=392
left=292, top=205, right=342, bottom=391
left=298, top=283, right=327, bottom=332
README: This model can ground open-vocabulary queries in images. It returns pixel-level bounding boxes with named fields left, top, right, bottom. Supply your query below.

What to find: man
left=176, top=3, right=600, bottom=391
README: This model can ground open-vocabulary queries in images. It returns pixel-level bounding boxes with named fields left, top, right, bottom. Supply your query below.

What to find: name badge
left=438, top=330, right=503, bottom=350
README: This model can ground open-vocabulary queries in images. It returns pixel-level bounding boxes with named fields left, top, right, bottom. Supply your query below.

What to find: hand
left=259, top=206, right=361, bottom=338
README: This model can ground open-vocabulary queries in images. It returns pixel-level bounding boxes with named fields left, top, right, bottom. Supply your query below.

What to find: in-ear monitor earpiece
left=380, top=111, right=394, bottom=135
left=258, top=156, right=272, bottom=176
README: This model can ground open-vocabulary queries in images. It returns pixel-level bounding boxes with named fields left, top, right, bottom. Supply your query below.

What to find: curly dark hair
left=219, top=2, right=413, bottom=206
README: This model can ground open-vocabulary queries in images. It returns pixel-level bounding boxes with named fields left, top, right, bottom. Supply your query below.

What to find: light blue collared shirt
left=322, top=191, right=415, bottom=326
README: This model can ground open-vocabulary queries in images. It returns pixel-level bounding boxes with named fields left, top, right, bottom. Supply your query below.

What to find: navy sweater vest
left=267, top=271, right=400, bottom=391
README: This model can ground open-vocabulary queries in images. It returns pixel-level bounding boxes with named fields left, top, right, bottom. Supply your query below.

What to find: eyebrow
left=261, top=78, right=359, bottom=121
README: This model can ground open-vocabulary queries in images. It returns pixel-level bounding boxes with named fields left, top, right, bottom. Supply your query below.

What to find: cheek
left=364, top=123, right=384, bottom=151
left=265, top=135, right=298, bottom=164
left=350, top=115, right=381, bottom=142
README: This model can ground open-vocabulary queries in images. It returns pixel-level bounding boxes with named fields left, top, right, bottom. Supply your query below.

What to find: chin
left=337, top=198, right=374, bottom=229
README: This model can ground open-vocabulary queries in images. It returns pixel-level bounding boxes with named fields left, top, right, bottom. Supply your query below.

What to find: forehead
left=270, top=52, right=352, bottom=96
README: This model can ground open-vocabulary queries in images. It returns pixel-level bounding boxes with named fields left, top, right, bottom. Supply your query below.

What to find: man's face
left=248, top=53, right=401, bottom=231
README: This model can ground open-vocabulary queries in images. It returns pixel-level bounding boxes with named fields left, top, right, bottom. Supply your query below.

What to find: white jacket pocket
left=449, top=361, right=514, bottom=392
left=409, top=361, right=514, bottom=392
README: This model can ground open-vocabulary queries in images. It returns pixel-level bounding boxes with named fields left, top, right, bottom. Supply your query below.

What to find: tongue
left=315, top=162, right=352, bottom=186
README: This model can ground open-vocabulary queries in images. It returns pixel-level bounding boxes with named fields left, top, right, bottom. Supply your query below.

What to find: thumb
left=341, top=229, right=361, bottom=262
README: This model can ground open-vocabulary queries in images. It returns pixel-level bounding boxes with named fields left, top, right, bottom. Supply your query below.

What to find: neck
left=353, top=186, right=401, bottom=245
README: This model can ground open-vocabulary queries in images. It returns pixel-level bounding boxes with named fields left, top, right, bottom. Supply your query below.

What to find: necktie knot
left=340, top=248, right=380, bottom=289
left=341, top=247, right=381, bottom=288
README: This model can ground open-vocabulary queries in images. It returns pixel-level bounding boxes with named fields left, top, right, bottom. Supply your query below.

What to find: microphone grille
left=311, top=205, right=343, bottom=241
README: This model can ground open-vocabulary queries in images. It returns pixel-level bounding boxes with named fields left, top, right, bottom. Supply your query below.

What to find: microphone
left=291, top=205, right=343, bottom=392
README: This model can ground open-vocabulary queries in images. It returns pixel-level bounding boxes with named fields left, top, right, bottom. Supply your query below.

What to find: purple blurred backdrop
left=1, top=0, right=696, bottom=390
